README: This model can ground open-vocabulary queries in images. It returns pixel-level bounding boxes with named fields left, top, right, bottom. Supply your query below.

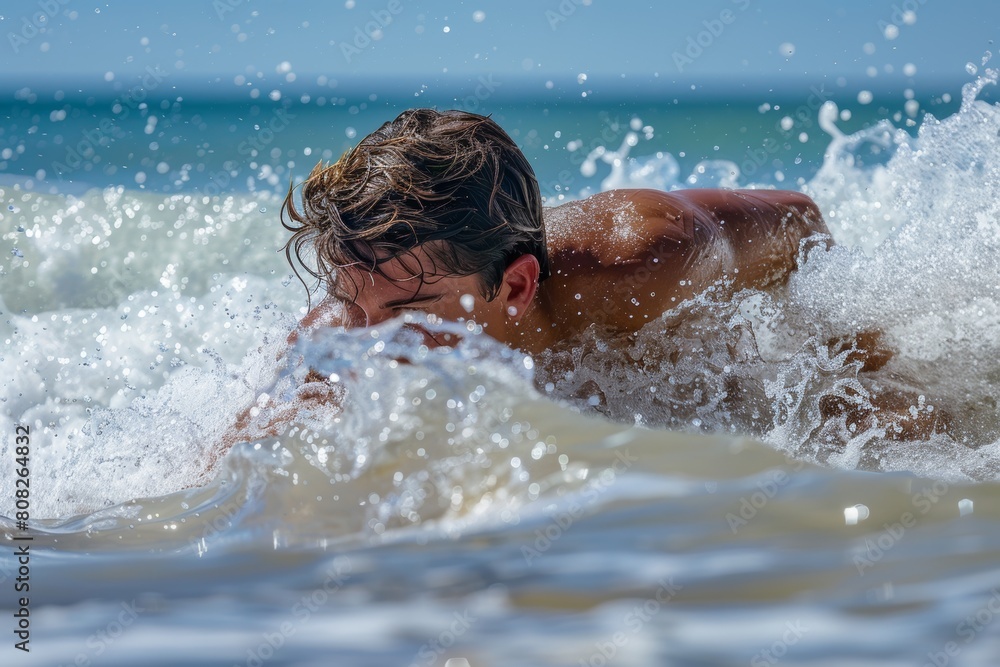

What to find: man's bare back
left=516, top=188, right=829, bottom=353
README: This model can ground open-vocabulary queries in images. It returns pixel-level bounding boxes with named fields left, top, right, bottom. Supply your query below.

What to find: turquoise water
left=4, top=67, right=1000, bottom=666
left=2, top=77, right=964, bottom=197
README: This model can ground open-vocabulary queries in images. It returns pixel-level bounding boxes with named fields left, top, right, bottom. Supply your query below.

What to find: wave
left=3, top=67, right=1000, bottom=548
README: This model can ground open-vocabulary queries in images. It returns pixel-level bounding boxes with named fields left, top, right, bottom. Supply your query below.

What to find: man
left=215, top=109, right=946, bottom=456
left=283, top=108, right=830, bottom=356
left=217, top=107, right=945, bottom=456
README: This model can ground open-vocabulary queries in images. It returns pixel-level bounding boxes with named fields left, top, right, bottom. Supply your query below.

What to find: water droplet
left=460, top=294, right=475, bottom=313
left=844, top=504, right=870, bottom=525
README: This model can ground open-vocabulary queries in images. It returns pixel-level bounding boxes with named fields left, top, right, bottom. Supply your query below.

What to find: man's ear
left=501, top=255, right=540, bottom=321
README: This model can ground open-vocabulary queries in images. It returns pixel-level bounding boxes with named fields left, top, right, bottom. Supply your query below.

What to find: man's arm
left=210, top=296, right=347, bottom=467
left=667, top=188, right=831, bottom=290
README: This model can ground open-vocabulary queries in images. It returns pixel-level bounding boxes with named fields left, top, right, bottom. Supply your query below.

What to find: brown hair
left=282, top=108, right=549, bottom=306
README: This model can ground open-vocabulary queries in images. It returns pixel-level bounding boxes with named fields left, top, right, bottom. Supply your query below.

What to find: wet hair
left=281, top=108, right=549, bottom=306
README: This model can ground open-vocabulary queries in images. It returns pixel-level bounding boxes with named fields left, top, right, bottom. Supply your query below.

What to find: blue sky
left=2, top=0, right=997, bottom=92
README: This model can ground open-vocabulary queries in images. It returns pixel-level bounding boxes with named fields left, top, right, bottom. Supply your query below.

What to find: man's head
left=282, top=108, right=549, bottom=337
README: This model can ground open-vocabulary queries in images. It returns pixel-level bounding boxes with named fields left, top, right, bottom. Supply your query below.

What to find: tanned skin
left=295, top=188, right=830, bottom=356
left=520, top=188, right=828, bottom=352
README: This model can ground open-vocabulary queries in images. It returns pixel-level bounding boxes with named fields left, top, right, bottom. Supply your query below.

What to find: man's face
left=334, top=247, right=508, bottom=336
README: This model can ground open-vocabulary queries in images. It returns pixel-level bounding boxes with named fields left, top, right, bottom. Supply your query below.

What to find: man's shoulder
left=534, top=187, right=828, bottom=336
left=543, top=188, right=824, bottom=262
left=543, top=189, right=697, bottom=268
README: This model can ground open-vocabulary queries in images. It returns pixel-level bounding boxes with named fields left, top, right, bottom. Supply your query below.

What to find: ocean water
left=3, top=63, right=1000, bottom=666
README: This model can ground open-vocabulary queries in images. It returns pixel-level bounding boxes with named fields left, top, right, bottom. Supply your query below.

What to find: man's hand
left=287, top=296, right=344, bottom=347
left=826, top=329, right=894, bottom=373
left=818, top=330, right=951, bottom=441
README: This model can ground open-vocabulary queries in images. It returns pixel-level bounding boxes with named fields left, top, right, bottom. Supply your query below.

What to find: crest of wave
left=243, top=319, right=589, bottom=540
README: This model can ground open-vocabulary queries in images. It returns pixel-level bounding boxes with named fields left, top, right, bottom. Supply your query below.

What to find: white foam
left=0, top=188, right=299, bottom=517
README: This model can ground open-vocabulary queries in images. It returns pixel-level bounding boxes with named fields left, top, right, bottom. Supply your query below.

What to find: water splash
left=6, top=74, right=1000, bottom=535
left=541, top=75, right=1000, bottom=481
